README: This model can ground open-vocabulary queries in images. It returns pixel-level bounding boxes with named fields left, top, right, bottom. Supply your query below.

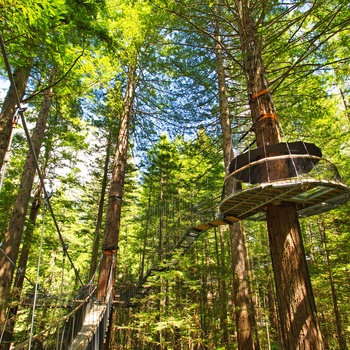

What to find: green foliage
left=1, top=0, right=350, bottom=348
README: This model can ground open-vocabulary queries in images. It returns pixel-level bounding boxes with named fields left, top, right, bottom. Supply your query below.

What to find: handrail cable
left=0, top=34, right=83, bottom=286
left=28, top=201, right=47, bottom=349
left=0, top=243, right=52, bottom=298
left=88, top=252, right=104, bottom=287
left=10, top=285, right=97, bottom=350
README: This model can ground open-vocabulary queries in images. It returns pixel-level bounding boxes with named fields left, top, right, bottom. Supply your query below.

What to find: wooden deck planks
left=68, top=301, right=107, bottom=350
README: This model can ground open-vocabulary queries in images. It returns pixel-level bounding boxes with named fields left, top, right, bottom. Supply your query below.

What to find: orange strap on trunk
left=103, top=250, right=116, bottom=255
left=257, top=113, right=278, bottom=122
left=252, top=88, right=269, bottom=100
left=103, top=246, right=118, bottom=255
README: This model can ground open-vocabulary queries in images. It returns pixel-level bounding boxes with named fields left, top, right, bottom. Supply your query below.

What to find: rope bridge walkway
left=2, top=195, right=227, bottom=350
left=7, top=286, right=112, bottom=350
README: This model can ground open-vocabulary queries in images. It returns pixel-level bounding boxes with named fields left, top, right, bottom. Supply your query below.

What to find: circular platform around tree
left=220, top=178, right=349, bottom=221
left=219, top=142, right=350, bottom=221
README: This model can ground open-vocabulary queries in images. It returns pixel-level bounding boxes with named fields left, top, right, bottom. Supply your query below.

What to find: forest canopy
left=0, top=0, right=349, bottom=349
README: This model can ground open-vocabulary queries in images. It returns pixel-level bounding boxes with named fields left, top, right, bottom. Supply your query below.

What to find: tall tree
left=89, top=133, right=112, bottom=281
left=214, top=6, right=256, bottom=348
left=0, top=65, right=31, bottom=172
left=96, top=0, right=170, bottom=303
left=0, top=84, right=53, bottom=337
left=97, top=63, right=138, bottom=300
left=0, top=0, right=65, bottom=170
left=232, top=2, right=324, bottom=348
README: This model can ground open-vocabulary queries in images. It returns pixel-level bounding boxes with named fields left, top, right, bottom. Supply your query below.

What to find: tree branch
left=23, top=49, right=85, bottom=102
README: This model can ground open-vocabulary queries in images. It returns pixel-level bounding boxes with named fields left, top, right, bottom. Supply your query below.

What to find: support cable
left=0, top=35, right=83, bottom=286
left=104, top=252, right=116, bottom=300
left=0, top=304, right=11, bottom=345
left=88, top=253, right=103, bottom=287
left=0, top=243, right=50, bottom=297
left=28, top=201, right=47, bottom=350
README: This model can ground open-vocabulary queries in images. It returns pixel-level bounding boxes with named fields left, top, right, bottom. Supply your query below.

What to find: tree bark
left=140, top=178, right=153, bottom=282
left=215, top=227, right=229, bottom=344
left=234, top=3, right=324, bottom=349
left=264, top=264, right=283, bottom=348
left=89, top=134, right=112, bottom=281
left=97, top=64, right=137, bottom=300
left=266, top=204, right=323, bottom=349
left=230, top=222, right=255, bottom=348
left=214, top=8, right=256, bottom=348
left=317, top=219, right=347, bottom=350
left=0, top=182, right=43, bottom=350
left=0, top=66, right=30, bottom=170
left=0, top=86, right=52, bottom=334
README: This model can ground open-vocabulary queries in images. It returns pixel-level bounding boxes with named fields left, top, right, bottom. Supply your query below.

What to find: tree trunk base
left=266, top=202, right=323, bottom=350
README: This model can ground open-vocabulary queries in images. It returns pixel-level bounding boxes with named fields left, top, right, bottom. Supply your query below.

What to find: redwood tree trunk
left=0, top=86, right=52, bottom=333
left=266, top=204, right=322, bottom=349
left=0, top=183, right=43, bottom=350
left=215, top=10, right=256, bottom=349
left=235, top=4, right=323, bottom=349
left=97, top=64, right=137, bottom=301
left=0, top=66, right=30, bottom=169
left=89, top=134, right=112, bottom=281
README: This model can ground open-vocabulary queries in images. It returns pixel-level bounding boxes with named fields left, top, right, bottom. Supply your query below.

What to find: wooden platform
left=68, top=303, right=106, bottom=350
left=219, top=178, right=349, bottom=221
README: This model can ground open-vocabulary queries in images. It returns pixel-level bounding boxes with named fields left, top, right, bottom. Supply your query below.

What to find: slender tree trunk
left=89, top=135, right=112, bottom=281
left=0, top=86, right=52, bottom=335
left=96, top=66, right=137, bottom=350
left=230, top=222, right=255, bottom=348
left=214, top=8, right=256, bottom=348
left=97, top=64, right=137, bottom=301
left=203, top=235, right=212, bottom=343
left=317, top=218, right=347, bottom=350
left=140, top=179, right=153, bottom=282
left=215, top=227, right=229, bottom=345
left=0, top=182, right=43, bottom=350
left=0, top=66, right=30, bottom=170
left=339, top=87, right=350, bottom=124
left=264, top=264, right=282, bottom=348
left=159, top=177, right=164, bottom=261
left=156, top=178, right=164, bottom=350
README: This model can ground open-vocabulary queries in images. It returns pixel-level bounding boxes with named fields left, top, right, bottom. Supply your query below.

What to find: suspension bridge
left=2, top=143, right=349, bottom=349
left=1, top=193, right=232, bottom=350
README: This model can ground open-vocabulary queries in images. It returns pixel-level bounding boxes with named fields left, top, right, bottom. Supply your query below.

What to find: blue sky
left=0, top=77, right=9, bottom=101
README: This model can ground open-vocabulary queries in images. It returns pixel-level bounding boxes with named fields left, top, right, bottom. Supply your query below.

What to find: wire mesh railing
left=10, top=285, right=96, bottom=350
left=225, top=155, right=346, bottom=190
